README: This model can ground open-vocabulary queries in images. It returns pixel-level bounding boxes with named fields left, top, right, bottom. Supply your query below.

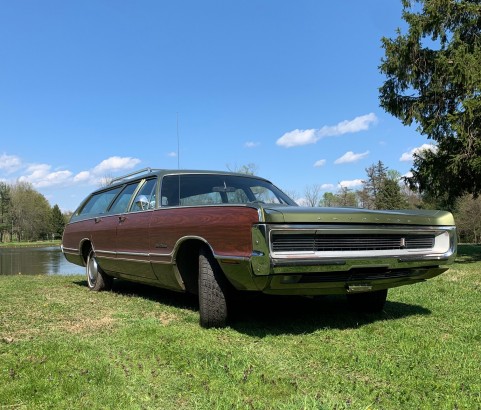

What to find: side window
left=109, top=182, right=141, bottom=214
left=161, top=175, right=180, bottom=207
left=77, top=187, right=122, bottom=216
left=131, top=178, right=157, bottom=211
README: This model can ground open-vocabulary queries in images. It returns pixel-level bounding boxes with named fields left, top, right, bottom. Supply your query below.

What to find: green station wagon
left=62, top=168, right=457, bottom=327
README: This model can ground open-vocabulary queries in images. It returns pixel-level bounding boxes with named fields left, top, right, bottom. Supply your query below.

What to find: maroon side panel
left=115, top=211, right=157, bottom=279
left=149, top=206, right=260, bottom=257
left=90, top=215, right=119, bottom=257
left=62, top=216, right=118, bottom=270
left=62, top=220, right=91, bottom=251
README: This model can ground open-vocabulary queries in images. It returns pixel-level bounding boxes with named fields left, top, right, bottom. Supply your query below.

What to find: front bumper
left=217, top=223, right=456, bottom=295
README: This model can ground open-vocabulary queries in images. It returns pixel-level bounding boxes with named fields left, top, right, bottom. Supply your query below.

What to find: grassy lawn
left=1, top=245, right=480, bottom=409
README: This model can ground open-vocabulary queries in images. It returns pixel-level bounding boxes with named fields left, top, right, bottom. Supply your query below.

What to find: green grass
left=1, top=245, right=480, bottom=409
left=0, top=240, right=61, bottom=248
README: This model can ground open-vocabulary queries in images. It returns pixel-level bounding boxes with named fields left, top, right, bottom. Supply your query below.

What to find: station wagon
left=62, top=168, right=457, bottom=327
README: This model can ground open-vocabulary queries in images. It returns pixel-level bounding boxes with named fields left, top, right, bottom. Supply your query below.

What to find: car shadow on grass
left=229, top=294, right=431, bottom=336
left=455, top=244, right=481, bottom=264
left=73, top=279, right=199, bottom=312
left=73, top=279, right=430, bottom=336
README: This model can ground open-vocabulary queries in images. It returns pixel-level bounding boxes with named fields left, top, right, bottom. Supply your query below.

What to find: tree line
left=0, top=181, right=68, bottom=242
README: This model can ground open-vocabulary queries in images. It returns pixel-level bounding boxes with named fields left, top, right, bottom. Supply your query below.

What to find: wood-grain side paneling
left=149, top=206, right=260, bottom=257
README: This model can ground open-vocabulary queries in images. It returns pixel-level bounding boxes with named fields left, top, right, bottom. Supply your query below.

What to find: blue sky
left=0, top=1, right=432, bottom=211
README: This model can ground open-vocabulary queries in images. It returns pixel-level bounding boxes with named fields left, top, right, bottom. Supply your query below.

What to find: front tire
left=86, top=250, right=112, bottom=291
left=347, top=289, right=388, bottom=313
left=198, top=248, right=229, bottom=328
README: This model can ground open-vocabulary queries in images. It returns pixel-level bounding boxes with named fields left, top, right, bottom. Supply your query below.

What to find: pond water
left=0, top=246, right=85, bottom=276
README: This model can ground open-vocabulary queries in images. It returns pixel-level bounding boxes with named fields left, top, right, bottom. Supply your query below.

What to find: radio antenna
left=176, top=112, right=180, bottom=169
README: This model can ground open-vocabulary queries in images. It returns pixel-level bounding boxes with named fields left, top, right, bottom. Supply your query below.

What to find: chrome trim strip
left=398, top=255, right=451, bottom=262
left=215, top=255, right=250, bottom=263
left=116, top=257, right=151, bottom=264
left=272, top=259, right=347, bottom=267
left=96, top=250, right=117, bottom=256
left=116, top=251, right=150, bottom=257
left=62, top=246, right=79, bottom=254
left=150, top=252, right=174, bottom=258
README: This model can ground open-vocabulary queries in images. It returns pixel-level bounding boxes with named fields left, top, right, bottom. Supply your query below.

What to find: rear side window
left=77, top=187, right=122, bottom=216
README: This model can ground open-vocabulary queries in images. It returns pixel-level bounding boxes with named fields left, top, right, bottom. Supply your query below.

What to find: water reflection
left=0, top=246, right=85, bottom=276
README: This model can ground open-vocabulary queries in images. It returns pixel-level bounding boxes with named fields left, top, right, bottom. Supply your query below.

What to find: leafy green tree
left=379, top=0, right=481, bottom=206
left=319, top=189, right=358, bottom=208
left=10, top=182, right=52, bottom=241
left=455, top=195, right=481, bottom=243
left=321, top=192, right=338, bottom=207
left=0, top=182, right=11, bottom=242
left=51, top=204, right=66, bottom=239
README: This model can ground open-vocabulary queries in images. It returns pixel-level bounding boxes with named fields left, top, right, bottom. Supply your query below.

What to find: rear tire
left=86, top=250, right=112, bottom=291
left=198, top=248, right=229, bottom=328
left=347, top=289, right=388, bottom=313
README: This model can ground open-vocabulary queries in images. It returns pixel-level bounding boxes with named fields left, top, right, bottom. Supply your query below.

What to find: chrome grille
left=271, top=234, right=435, bottom=253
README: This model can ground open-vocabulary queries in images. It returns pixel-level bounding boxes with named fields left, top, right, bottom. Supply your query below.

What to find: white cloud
left=400, top=144, right=437, bottom=162
left=92, top=156, right=141, bottom=174
left=167, top=152, right=177, bottom=157
left=321, top=183, right=335, bottom=190
left=276, top=113, right=378, bottom=148
left=74, top=171, right=91, bottom=182
left=325, top=113, right=377, bottom=135
left=334, top=150, right=370, bottom=164
left=339, top=179, right=364, bottom=188
left=8, top=155, right=142, bottom=189
left=0, top=153, right=22, bottom=173
left=276, top=128, right=318, bottom=148
left=18, top=163, right=73, bottom=188
left=245, top=141, right=260, bottom=148
left=314, top=159, right=326, bottom=167
left=36, top=170, right=72, bottom=188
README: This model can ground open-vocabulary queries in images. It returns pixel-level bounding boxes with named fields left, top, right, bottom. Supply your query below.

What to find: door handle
left=94, top=217, right=101, bottom=223
left=119, top=216, right=127, bottom=223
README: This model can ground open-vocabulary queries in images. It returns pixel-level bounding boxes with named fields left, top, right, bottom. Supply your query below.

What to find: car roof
left=99, top=168, right=271, bottom=191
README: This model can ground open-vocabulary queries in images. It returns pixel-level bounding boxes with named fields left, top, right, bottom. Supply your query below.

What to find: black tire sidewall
left=198, top=248, right=229, bottom=328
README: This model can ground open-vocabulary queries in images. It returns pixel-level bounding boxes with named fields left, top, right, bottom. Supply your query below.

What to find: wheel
left=198, top=247, right=229, bottom=328
left=347, top=289, right=388, bottom=313
left=86, top=250, right=112, bottom=291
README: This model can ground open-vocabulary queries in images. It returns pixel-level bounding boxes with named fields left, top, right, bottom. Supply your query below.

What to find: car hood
left=257, top=205, right=455, bottom=226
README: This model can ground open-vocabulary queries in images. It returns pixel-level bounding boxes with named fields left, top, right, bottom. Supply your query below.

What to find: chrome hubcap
left=87, top=254, right=98, bottom=287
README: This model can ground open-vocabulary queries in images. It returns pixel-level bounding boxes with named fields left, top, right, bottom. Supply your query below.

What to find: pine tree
left=51, top=204, right=66, bottom=239
left=380, top=0, right=481, bottom=205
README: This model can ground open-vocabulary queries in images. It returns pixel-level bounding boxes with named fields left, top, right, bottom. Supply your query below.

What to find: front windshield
left=160, top=174, right=297, bottom=207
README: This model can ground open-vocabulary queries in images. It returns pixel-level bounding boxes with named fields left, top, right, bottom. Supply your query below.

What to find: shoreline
left=0, top=240, right=62, bottom=249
